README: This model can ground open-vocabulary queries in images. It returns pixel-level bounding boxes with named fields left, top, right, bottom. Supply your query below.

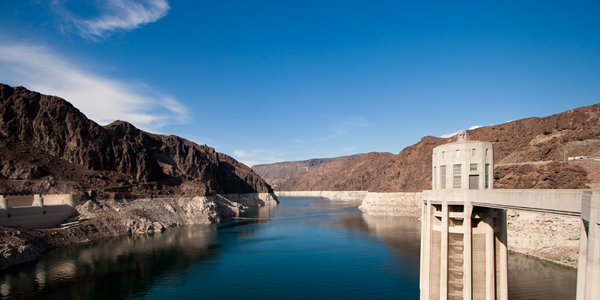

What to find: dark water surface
left=0, top=197, right=577, bottom=299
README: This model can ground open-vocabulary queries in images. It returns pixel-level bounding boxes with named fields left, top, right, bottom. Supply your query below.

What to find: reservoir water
left=0, top=197, right=577, bottom=299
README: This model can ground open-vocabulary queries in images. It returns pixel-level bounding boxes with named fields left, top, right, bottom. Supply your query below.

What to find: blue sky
left=1, top=1, right=599, bottom=166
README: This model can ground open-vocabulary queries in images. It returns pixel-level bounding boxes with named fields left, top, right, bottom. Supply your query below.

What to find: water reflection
left=508, top=252, right=577, bottom=299
left=361, top=215, right=422, bottom=270
left=0, top=197, right=579, bottom=300
left=331, top=209, right=577, bottom=300
left=0, top=225, right=221, bottom=300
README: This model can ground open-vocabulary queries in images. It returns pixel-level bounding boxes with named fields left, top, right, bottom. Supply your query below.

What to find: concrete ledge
left=423, top=189, right=586, bottom=216
left=0, top=205, right=76, bottom=229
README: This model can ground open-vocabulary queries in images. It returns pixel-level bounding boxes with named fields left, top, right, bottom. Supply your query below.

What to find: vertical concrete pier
left=33, top=194, right=44, bottom=207
left=0, top=195, right=7, bottom=209
left=421, top=131, right=600, bottom=299
left=421, top=131, right=507, bottom=300
left=577, top=191, right=600, bottom=300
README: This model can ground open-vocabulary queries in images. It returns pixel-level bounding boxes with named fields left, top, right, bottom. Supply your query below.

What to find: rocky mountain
left=278, top=103, right=600, bottom=192
left=0, top=84, right=273, bottom=199
left=251, top=155, right=362, bottom=188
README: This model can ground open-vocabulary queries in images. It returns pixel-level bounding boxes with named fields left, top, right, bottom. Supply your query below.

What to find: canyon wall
left=252, top=155, right=362, bottom=189
left=0, top=84, right=279, bottom=268
left=0, top=84, right=275, bottom=199
left=276, top=103, right=600, bottom=193
left=358, top=192, right=422, bottom=217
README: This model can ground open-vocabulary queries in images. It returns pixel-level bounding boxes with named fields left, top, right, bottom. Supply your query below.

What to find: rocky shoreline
left=276, top=190, right=580, bottom=268
left=0, top=192, right=277, bottom=269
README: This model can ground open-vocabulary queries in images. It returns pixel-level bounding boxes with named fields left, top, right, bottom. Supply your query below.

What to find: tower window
left=453, top=164, right=461, bottom=189
left=440, top=165, right=446, bottom=189
left=433, top=166, right=436, bottom=189
left=485, top=164, right=490, bottom=188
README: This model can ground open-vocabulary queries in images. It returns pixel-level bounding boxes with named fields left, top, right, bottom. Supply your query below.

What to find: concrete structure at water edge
left=0, top=194, right=80, bottom=228
left=420, top=130, right=600, bottom=300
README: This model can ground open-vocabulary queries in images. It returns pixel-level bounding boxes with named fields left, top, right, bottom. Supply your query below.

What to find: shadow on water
left=508, top=251, right=577, bottom=300
left=0, top=196, right=579, bottom=300
left=327, top=202, right=577, bottom=300
left=0, top=214, right=276, bottom=300
left=0, top=225, right=221, bottom=300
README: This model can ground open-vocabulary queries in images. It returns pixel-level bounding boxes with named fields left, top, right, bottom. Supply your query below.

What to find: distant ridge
left=252, top=154, right=363, bottom=188
left=277, top=103, right=600, bottom=192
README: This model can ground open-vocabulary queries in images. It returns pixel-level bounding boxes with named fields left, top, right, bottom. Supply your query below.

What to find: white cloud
left=50, top=0, right=170, bottom=40
left=440, top=131, right=459, bottom=138
left=233, top=149, right=266, bottom=159
left=0, top=43, right=189, bottom=131
left=234, top=150, right=248, bottom=158
left=440, top=125, right=483, bottom=138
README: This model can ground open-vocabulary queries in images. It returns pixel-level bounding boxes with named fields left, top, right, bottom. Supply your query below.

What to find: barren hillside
left=0, top=84, right=273, bottom=199
left=277, top=103, right=600, bottom=191
left=251, top=155, right=362, bottom=188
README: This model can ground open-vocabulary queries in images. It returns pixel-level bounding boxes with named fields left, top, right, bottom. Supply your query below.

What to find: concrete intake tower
left=421, top=130, right=506, bottom=300
left=420, top=130, right=600, bottom=300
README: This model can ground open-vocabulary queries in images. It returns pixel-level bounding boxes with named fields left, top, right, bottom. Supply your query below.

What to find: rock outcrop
left=0, top=83, right=279, bottom=268
left=0, top=194, right=246, bottom=269
left=507, top=209, right=580, bottom=267
left=494, top=162, right=589, bottom=189
left=0, top=228, right=47, bottom=269
left=277, top=103, right=600, bottom=192
left=358, top=192, right=422, bottom=217
left=0, top=84, right=275, bottom=201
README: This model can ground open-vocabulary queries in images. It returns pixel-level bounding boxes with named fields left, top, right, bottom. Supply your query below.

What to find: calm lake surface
left=0, top=197, right=577, bottom=299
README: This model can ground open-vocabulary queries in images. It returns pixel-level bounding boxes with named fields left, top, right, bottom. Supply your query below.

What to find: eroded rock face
left=358, top=192, right=422, bottom=217
left=494, top=162, right=588, bottom=189
left=277, top=103, right=600, bottom=192
left=507, top=209, right=581, bottom=268
left=76, top=196, right=243, bottom=235
left=277, top=140, right=446, bottom=192
left=0, top=84, right=274, bottom=198
left=0, top=194, right=248, bottom=269
left=251, top=155, right=363, bottom=188
left=0, top=229, right=47, bottom=269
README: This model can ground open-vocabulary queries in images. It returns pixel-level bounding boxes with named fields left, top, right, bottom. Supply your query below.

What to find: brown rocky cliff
left=278, top=103, right=599, bottom=192
left=467, top=104, right=600, bottom=164
left=0, top=84, right=272, bottom=197
left=278, top=152, right=398, bottom=191
left=251, top=154, right=363, bottom=188
left=0, top=85, right=118, bottom=174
